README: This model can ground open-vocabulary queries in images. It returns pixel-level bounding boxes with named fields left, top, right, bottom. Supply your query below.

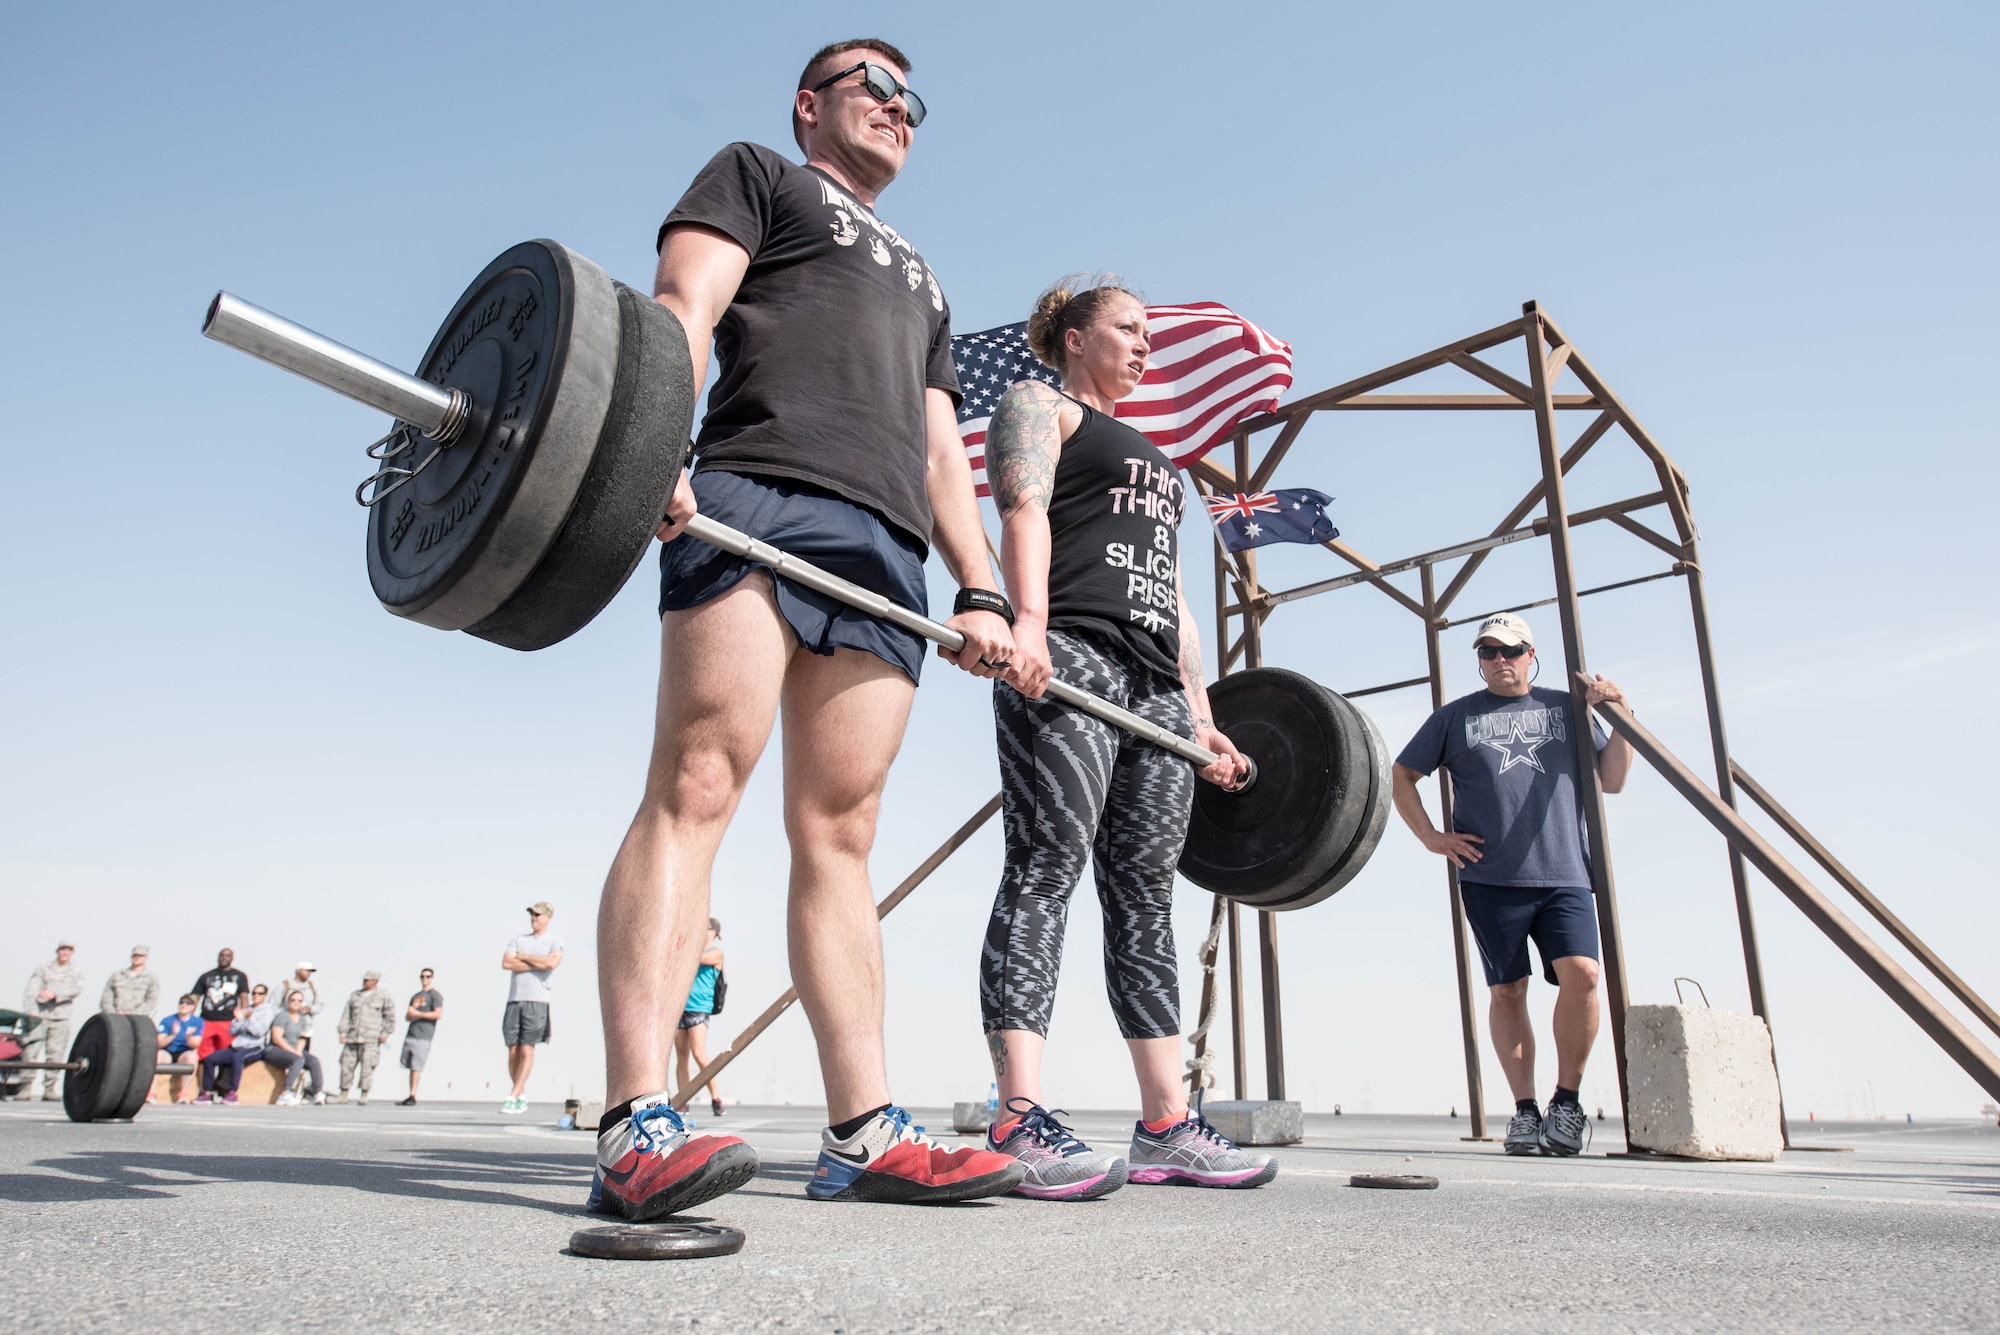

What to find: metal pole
left=202, top=292, right=468, bottom=441
left=1227, top=903, right=1247, bottom=1099
left=1232, top=436, right=1286, bottom=1102
left=1524, top=305, right=1634, bottom=1141
left=1423, top=563, right=1489, bottom=1139
left=1683, top=557, right=1789, bottom=1145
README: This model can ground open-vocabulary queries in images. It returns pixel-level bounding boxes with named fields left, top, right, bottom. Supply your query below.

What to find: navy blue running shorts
left=1459, top=883, right=1600, bottom=986
left=658, top=469, right=928, bottom=683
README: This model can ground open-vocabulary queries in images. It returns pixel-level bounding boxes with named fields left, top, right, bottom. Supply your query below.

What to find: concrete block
left=1199, top=1100, right=1303, bottom=1146
left=952, top=1101, right=995, bottom=1134
left=577, top=1099, right=605, bottom=1131
left=1625, top=1004, right=1783, bottom=1161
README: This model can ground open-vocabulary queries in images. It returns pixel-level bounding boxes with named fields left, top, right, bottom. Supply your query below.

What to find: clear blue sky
left=4, top=1, right=1995, bottom=1116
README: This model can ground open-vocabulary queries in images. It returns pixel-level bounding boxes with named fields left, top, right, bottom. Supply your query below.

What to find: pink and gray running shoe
left=987, top=1099, right=1127, bottom=1201
left=1127, top=1101, right=1278, bottom=1188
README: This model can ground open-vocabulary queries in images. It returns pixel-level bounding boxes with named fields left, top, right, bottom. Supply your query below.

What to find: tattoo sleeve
left=987, top=382, right=1063, bottom=515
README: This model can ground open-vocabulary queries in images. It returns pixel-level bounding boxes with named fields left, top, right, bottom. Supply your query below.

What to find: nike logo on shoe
left=826, top=1145, right=870, bottom=1164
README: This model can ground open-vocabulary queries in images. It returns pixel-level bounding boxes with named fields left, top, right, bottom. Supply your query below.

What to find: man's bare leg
left=779, top=647, right=914, bottom=1124
left=1488, top=978, right=1536, bottom=1102
left=599, top=576, right=793, bottom=1107
left=509, top=1044, right=535, bottom=1098
left=1549, top=955, right=1601, bottom=1090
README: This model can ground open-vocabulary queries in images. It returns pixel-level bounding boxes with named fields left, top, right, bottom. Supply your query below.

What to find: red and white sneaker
left=807, top=1105, right=1026, bottom=1203
left=590, top=1093, right=759, bottom=1222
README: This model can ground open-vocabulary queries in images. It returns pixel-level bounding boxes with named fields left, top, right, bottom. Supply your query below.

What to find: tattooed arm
left=1175, top=562, right=1252, bottom=788
left=989, top=380, right=1076, bottom=699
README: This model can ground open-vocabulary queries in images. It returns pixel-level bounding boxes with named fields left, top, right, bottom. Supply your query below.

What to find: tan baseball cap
left=1473, top=612, right=1534, bottom=647
left=56, top=939, right=76, bottom=950
left=131, top=944, right=150, bottom=956
left=362, top=969, right=382, bottom=981
left=527, top=901, right=554, bottom=916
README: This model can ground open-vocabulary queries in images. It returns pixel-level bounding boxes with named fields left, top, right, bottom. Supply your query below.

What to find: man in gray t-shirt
left=398, top=969, right=443, bottom=1106
left=499, top=903, right=563, bottom=1114
left=1392, top=612, right=1633, bottom=1158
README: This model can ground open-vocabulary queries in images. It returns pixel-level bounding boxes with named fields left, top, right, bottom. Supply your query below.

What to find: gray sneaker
left=1539, top=1101, right=1590, bottom=1156
left=988, top=1100, right=1127, bottom=1201
left=1127, top=1103, right=1276, bottom=1188
left=1504, top=1105, right=1543, bottom=1155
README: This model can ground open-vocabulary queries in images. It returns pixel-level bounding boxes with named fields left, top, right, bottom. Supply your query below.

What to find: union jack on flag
left=952, top=303, right=1292, bottom=497
left=1205, top=491, right=1284, bottom=522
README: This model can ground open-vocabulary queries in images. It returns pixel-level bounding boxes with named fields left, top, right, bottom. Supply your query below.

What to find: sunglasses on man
left=1476, top=643, right=1532, bottom=660
left=811, top=61, right=927, bottom=128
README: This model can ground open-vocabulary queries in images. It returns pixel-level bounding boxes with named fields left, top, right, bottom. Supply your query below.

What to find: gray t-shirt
left=1396, top=686, right=1608, bottom=888
left=505, top=934, right=564, bottom=1003
left=267, top=1010, right=304, bottom=1053
left=405, top=989, right=443, bottom=1040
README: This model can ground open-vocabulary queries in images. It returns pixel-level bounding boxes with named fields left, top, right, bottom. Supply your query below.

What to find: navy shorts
left=659, top=469, right=928, bottom=683
left=1460, top=883, right=1600, bottom=986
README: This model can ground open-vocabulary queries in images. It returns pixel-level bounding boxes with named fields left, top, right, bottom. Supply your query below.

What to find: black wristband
left=953, top=587, right=1015, bottom=625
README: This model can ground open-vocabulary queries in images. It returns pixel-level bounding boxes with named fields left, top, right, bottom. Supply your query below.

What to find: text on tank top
left=1042, top=400, right=1185, bottom=680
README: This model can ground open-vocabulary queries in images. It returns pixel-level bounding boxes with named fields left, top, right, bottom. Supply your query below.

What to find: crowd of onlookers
left=4, top=900, right=646, bottom=1114
left=9, top=941, right=446, bottom=1107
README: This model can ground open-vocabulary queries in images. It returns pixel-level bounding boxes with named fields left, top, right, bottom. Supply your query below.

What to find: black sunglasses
left=1476, top=643, right=1532, bottom=660
left=812, top=61, right=927, bottom=128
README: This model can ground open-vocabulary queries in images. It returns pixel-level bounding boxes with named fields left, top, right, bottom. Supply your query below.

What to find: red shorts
left=197, top=1020, right=234, bottom=1062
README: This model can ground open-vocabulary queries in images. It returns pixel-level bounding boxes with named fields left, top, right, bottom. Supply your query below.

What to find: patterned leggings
left=981, top=627, right=1196, bottom=1040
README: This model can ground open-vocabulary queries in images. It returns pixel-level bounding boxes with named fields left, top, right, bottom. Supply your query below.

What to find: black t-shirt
left=1044, top=401, right=1186, bottom=680
left=405, top=988, right=443, bottom=1040
left=193, top=967, right=250, bottom=1022
left=659, top=142, right=960, bottom=549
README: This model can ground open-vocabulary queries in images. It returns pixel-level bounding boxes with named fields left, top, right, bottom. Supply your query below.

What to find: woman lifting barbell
left=978, top=276, right=1277, bottom=1198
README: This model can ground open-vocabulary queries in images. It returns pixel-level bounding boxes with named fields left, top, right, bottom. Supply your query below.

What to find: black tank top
left=1043, top=399, right=1186, bottom=681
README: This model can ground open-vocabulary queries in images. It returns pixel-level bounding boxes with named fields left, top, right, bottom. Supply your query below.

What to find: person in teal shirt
left=674, top=919, right=726, bottom=1117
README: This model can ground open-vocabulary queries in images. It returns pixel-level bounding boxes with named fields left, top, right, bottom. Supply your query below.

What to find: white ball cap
left=1473, top=612, right=1533, bottom=646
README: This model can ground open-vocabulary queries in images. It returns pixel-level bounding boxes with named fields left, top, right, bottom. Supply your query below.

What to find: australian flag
left=1204, top=488, right=1338, bottom=554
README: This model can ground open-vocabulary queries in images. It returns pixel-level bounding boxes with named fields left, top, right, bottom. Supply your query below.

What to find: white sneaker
left=274, top=1092, right=299, bottom=1107
left=310, top=1091, right=326, bottom=1106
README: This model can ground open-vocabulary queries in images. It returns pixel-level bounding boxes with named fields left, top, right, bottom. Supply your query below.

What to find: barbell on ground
left=0, top=1014, right=178, bottom=1122
left=201, top=238, right=1391, bottom=906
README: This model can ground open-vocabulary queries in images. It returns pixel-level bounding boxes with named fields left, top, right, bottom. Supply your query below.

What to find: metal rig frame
left=1184, top=299, right=2000, bottom=1142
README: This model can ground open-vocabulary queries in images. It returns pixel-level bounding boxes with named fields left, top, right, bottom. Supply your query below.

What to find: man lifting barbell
left=977, top=277, right=1274, bottom=1198
left=588, top=37, right=1027, bottom=1220
left=1390, top=612, right=1634, bottom=1156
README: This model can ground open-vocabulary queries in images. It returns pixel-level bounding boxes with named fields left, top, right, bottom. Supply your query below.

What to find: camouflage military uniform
left=21, top=959, right=86, bottom=1099
left=336, top=985, right=399, bottom=1099
left=100, top=968, right=160, bottom=1016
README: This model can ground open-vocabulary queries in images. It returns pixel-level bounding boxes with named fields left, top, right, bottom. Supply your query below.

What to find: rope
left=1183, top=898, right=1227, bottom=1094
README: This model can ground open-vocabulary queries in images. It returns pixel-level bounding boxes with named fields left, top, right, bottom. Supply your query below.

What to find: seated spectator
left=265, top=990, right=325, bottom=1106
left=198, top=984, right=274, bottom=1105
left=154, top=994, right=203, bottom=1105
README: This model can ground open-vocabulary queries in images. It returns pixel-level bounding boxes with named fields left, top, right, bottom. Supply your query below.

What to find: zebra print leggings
left=980, top=627, right=1196, bottom=1040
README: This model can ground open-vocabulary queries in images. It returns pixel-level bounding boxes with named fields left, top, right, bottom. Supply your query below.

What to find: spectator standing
left=673, top=919, right=727, bottom=1118
left=397, top=968, right=444, bottom=1106
left=1391, top=611, right=1634, bottom=1157
left=100, top=944, right=161, bottom=1017
left=277, top=962, right=321, bottom=1052
left=154, top=994, right=204, bottom=1104
left=190, top=949, right=251, bottom=1068
left=265, top=989, right=325, bottom=1106
left=333, top=970, right=398, bottom=1106
left=20, top=940, right=86, bottom=1100
left=198, top=983, right=274, bottom=1105
left=499, top=902, right=563, bottom=1114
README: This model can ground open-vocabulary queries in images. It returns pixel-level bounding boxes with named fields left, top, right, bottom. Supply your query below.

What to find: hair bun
left=1025, top=273, right=1139, bottom=372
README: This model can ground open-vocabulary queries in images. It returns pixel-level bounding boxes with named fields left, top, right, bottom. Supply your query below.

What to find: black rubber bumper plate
left=1349, top=1174, right=1439, bottom=1190
left=569, top=1222, right=746, bottom=1260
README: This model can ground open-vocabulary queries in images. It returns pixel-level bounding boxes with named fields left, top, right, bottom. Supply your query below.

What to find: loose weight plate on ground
left=1350, top=1173, right=1438, bottom=1190
left=365, top=239, right=623, bottom=632
left=569, top=1222, right=747, bottom=1261
left=1178, top=668, right=1381, bottom=908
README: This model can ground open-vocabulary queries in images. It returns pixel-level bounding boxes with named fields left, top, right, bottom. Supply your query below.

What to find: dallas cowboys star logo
left=1478, top=717, right=1553, bottom=773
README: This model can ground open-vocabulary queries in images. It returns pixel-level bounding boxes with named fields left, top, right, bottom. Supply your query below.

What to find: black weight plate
left=367, top=239, right=621, bottom=630
left=1221, top=684, right=1376, bottom=910
left=569, top=1222, right=746, bottom=1261
left=467, top=283, right=693, bottom=650
left=1178, top=667, right=1371, bottom=903
left=1350, top=1174, right=1438, bottom=1190
left=1262, top=697, right=1395, bottom=912
left=62, top=1013, right=136, bottom=1123
left=110, top=1014, right=157, bottom=1120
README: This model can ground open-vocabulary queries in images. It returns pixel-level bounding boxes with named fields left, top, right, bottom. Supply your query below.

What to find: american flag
left=952, top=304, right=1292, bottom=496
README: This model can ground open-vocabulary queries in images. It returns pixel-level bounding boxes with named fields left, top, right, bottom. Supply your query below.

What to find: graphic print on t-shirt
left=1466, top=705, right=1568, bottom=774
left=1102, top=457, right=1186, bottom=637
left=815, top=176, right=944, bottom=308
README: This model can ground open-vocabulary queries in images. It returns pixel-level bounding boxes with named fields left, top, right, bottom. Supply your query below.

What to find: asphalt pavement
left=3, top=1099, right=1995, bottom=1333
